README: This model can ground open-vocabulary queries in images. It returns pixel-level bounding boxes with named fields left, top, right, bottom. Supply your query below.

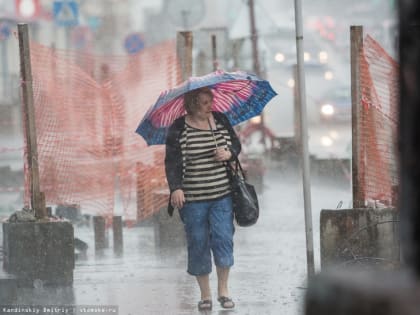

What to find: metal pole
left=293, top=0, right=315, bottom=277
left=1, top=41, right=7, bottom=99
left=211, top=35, right=217, bottom=71
left=17, top=23, right=46, bottom=218
left=248, top=0, right=266, bottom=149
left=293, top=64, right=302, bottom=148
left=248, top=0, right=260, bottom=76
left=350, top=26, right=364, bottom=208
left=94, top=216, right=106, bottom=251
left=113, top=216, right=123, bottom=255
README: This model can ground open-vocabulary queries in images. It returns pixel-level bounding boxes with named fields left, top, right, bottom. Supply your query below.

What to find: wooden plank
left=17, top=23, right=45, bottom=218
left=176, top=31, right=193, bottom=81
left=350, top=25, right=364, bottom=208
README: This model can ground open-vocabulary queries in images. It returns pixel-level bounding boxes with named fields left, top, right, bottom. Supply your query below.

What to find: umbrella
left=136, top=70, right=277, bottom=145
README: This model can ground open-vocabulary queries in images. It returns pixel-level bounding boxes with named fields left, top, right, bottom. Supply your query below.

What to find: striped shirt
left=180, top=122, right=232, bottom=202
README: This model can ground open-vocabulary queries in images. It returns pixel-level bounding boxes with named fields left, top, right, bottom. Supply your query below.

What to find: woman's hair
left=184, top=87, right=214, bottom=114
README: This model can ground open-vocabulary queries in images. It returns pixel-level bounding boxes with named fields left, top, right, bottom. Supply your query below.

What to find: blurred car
left=317, top=86, right=351, bottom=122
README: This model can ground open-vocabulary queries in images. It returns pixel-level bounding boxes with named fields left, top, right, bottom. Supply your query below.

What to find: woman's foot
left=198, top=299, right=212, bottom=311
left=218, top=296, right=235, bottom=309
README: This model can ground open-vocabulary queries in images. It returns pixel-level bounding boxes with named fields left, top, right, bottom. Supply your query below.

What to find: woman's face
left=192, top=92, right=213, bottom=119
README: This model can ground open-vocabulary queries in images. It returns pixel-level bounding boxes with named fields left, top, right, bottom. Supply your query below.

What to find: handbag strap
left=231, top=155, right=247, bottom=180
left=208, top=118, right=247, bottom=180
left=208, top=118, right=243, bottom=178
left=206, top=116, right=250, bottom=184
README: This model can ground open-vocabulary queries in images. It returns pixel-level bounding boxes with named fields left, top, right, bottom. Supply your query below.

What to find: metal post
left=293, top=0, right=315, bottom=277
left=211, top=34, right=217, bottom=71
left=176, top=31, right=193, bottom=81
left=248, top=0, right=266, bottom=148
left=293, top=64, right=302, bottom=148
left=113, top=216, right=123, bottom=254
left=17, top=23, right=46, bottom=218
left=1, top=41, right=8, bottom=99
left=248, top=0, right=260, bottom=76
left=94, top=216, right=106, bottom=250
left=350, top=26, right=364, bottom=208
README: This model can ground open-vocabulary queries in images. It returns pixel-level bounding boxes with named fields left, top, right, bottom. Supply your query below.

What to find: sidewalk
left=3, top=168, right=351, bottom=315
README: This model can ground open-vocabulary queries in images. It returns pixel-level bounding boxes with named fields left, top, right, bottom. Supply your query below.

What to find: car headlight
left=275, top=53, right=285, bottom=63
left=324, top=71, right=334, bottom=80
left=319, top=51, right=328, bottom=63
left=321, top=104, right=334, bottom=116
left=287, top=78, right=295, bottom=88
left=321, top=136, right=333, bottom=147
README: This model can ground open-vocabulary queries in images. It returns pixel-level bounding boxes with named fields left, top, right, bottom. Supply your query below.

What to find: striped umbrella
left=136, top=70, right=277, bottom=145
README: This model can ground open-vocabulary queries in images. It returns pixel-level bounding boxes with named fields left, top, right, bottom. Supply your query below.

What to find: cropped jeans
left=179, top=195, right=234, bottom=276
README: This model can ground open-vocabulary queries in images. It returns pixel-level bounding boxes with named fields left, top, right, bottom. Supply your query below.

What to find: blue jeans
left=179, top=195, right=234, bottom=276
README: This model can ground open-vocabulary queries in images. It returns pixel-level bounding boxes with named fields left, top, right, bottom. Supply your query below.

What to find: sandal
left=198, top=299, right=212, bottom=311
left=218, top=296, right=235, bottom=309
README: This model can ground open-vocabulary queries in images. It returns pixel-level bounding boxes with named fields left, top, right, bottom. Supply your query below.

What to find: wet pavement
left=1, top=167, right=351, bottom=315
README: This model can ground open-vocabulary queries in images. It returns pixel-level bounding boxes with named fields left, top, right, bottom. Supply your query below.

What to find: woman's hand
left=171, top=189, right=185, bottom=209
left=214, top=147, right=232, bottom=161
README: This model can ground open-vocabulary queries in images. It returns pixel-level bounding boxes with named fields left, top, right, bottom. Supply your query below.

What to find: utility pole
left=248, top=0, right=266, bottom=149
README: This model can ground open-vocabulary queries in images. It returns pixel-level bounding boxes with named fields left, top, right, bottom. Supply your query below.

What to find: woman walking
left=165, top=87, right=241, bottom=311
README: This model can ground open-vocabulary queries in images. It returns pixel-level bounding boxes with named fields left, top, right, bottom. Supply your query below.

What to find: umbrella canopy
left=136, top=70, right=277, bottom=145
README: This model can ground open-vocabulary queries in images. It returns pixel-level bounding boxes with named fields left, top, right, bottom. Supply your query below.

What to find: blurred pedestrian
left=165, top=87, right=241, bottom=311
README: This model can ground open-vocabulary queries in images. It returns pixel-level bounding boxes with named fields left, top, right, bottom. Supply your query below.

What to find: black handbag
left=228, top=157, right=259, bottom=227
left=206, top=118, right=259, bottom=226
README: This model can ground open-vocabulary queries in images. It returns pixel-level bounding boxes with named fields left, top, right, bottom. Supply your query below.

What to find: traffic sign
left=124, top=33, right=145, bottom=54
left=0, top=22, right=11, bottom=41
left=53, top=0, right=79, bottom=27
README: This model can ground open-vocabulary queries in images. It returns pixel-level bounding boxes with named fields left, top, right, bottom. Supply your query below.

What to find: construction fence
left=14, top=32, right=399, bottom=223
left=25, top=39, right=180, bottom=223
left=358, top=35, right=399, bottom=207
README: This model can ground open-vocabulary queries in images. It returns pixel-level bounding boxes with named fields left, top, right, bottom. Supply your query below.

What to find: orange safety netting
left=358, top=35, right=399, bottom=206
left=24, top=40, right=181, bottom=223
